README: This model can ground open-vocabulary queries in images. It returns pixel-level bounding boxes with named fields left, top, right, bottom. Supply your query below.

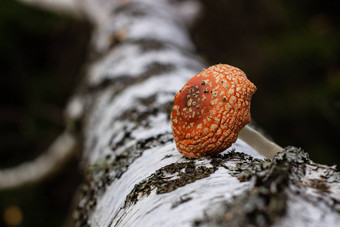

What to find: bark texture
left=68, top=1, right=340, bottom=226
left=15, top=0, right=340, bottom=226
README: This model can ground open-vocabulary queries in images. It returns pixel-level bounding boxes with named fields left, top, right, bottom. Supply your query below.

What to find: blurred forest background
left=0, top=0, right=339, bottom=226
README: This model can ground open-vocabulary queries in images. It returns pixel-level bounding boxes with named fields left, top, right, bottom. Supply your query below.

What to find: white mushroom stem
left=238, top=125, right=283, bottom=158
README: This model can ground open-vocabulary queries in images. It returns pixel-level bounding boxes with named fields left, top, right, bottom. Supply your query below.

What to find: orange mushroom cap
left=171, top=64, right=257, bottom=158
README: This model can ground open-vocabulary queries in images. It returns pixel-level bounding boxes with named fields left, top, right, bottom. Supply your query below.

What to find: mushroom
left=171, top=64, right=282, bottom=158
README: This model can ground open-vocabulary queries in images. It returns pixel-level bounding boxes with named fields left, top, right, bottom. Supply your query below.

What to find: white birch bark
left=11, top=0, right=340, bottom=226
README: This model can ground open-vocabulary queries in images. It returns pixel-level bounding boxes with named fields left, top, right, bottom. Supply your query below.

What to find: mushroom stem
left=238, top=125, right=283, bottom=158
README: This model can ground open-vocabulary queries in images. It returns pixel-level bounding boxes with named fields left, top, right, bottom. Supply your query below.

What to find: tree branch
left=18, top=0, right=83, bottom=16
left=0, top=131, right=78, bottom=190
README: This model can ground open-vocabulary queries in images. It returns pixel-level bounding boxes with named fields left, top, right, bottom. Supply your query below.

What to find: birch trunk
left=14, top=0, right=340, bottom=226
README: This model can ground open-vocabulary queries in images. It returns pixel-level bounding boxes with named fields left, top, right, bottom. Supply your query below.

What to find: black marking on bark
left=172, top=194, right=193, bottom=209
left=139, top=94, right=158, bottom=106
left=194, top=149, right=293, bottom=227
left=137, top=39, right=167, bottom=52
left=86, top=75, right=134, bottom=94
left=74, top=146, right=340, bottom=226
left=86, top=62, right=175, bottom=95
left=113, top=2, right=147, bottom=17
left=307, top=179, right=330, bottom=192
left=108, top=133, right=174, bottom=181
left=118, top=95, right=159, bottom=124
left=142, top=62, right=175, bottom=78
left=109, top=126, right=134, bottom=152
left=124, top=161, right=215, bottom=208
left=161, top=154, right=174, bottom=160
left=74, top=132, right=173, bottom=226
left=194, top=147, right=340, bottom=227
left=225, top=155, right=272, bottom=182
left=319, top=164, right=340, bottom=183
left=123, top=150, right=247, bottom=208
left=118, top=93, right=174, bottom=123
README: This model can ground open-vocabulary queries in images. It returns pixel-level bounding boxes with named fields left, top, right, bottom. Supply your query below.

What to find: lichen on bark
left=194, top=146, right=340, bottom=227
left=123, top=150, right=267, bottom=208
